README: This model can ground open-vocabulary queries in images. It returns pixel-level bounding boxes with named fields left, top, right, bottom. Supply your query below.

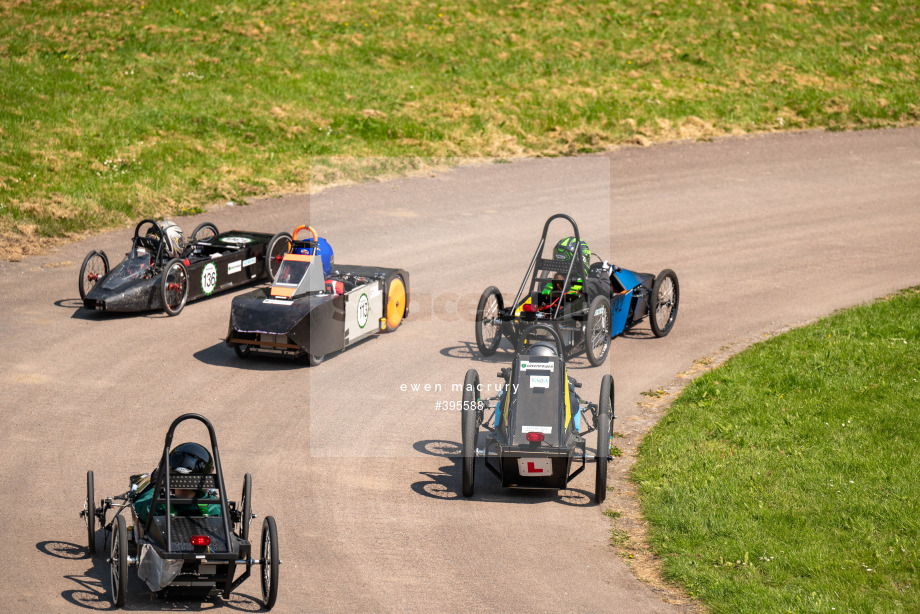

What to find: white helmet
left=159, top=221, right=184, bottom=257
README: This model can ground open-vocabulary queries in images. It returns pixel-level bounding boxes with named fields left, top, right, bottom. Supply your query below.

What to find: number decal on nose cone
left=357, top=293, right=369, bottom=328
left=201, top=263, right=217, bottom=295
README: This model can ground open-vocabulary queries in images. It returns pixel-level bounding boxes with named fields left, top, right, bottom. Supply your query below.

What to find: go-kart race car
left=79, top=218, right=292, bottom=316
left=80, top=413, right=279, bottom=609
left=461, top=324, right=615, bottom=503
left=475, top=213, right=679, bottom=366
left=226, top=225, right=409, bottom=366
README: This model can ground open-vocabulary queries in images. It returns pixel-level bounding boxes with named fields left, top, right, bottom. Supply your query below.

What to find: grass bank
left=2, top=0, right=919, bottom=257
left=633, top=288, right=920, bottom=613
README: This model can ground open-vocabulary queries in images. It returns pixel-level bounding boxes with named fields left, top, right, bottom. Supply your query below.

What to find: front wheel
left=79, top=251, right=109, bottom=300
left=190, top=222, right=219, bottom=241
left=595, top=374, right=614, bottom=504
left=461, top=369, right=481, bottom=497
left=85, top=470, right=96, bottom=554
left=110, top=515, right=128, bottom=607
left=385, top=275, right=407, bottom=331
left=240, top=473, right=252, bottom=542
left=585, top=295, right=612, bottom=366
left=475, top=286, right=504, bottom=356
left=234, top=343, right=251, bottom=359
left=161, top=259, right=189, bottom=316
left=260, top=516, right=280, bottom=610
left=265, top=232, right=293, bottom=282
left=307, top=353, right=324, bottom=367
left=649, top=269, right=679, bottom=337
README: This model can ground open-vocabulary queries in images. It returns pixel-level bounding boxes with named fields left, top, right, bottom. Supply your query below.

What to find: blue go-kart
left=474, top=214, right=679, bottom=366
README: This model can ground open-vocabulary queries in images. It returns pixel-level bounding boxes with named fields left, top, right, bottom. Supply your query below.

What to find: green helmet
left=553, top=236, right=590, bottom=267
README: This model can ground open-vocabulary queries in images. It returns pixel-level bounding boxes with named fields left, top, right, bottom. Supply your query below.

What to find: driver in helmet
left=133, top=442, right=221, bottom=524
left=540, top=236, right=590, bottom=301
left=147, top=221, right=185, bottom=258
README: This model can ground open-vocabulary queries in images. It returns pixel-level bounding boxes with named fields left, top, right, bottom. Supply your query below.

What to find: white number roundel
left=201, top=263, right=217, bottom=295
left=357, top=293, right=369, bottom=328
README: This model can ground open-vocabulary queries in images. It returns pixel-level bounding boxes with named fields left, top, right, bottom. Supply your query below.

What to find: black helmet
left=529, top=341, right=558, bottom=357
left=169, top=442, right=213, bottom=474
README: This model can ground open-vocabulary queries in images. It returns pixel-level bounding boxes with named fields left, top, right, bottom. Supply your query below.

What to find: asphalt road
left=1, top=127, right=918, bottom=613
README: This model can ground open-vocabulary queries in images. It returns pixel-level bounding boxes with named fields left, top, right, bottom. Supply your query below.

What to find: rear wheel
left=385, top=275, right=407, bottom=331
left=649, top=269, right=679, bottom=337
left=595, top=374, right=614, bottom=504
left=475, top=286, right=504, bottom=356
left=585, top=295, right=612, bottom=366
left=461, top=369, right=481, bottom=497
left=190, top=222, right=218, bottom=241
left=85, top=470, right=96, bottom=554
left=265, top=232, right=292, bottom=282
left=79, top=251, right=109, bottom=300
left=260, top=516, right=279, bottom=610
left=110, top=515, right=128, bottom=607
left=307, top=353, right=324, bottom=367
left=240, top=473, right=252, bottom=542
left=161, top=258, right=189, bottom=316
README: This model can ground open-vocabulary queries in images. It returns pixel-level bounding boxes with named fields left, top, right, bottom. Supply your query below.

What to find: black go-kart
left=80, top=414, right=280, bottom=609
left=79, top=219, right=292, bottom=316
left=474, top=213, right=679, bottom=366
left=461, top=324, right=615, bottom=503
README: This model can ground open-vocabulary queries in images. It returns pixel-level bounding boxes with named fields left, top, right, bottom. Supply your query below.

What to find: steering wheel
left=133, top=219, right=164, bottom=254
left=292, top=225, right=318, bottom=242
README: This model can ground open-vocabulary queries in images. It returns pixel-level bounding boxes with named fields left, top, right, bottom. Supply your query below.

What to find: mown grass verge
left=633, top=288, right=920, bottom=613
left=2, top=0, right=919, bottom=258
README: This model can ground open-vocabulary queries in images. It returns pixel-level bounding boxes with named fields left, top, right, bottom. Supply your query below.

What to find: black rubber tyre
left=191, top=222, right=219, bottom=241
left=260, top=516, right=280, bottom=610
left=79, top=251, right=109, bottom=300
left=85, top=470, right=96, bottom=554
left=649, top=269, right=679, bottom=338
left=265, top=232, right=293, bottom=282
left=239, top=473, right=253, bottom=542
left=161, top=258, right=189, bottom=316
left=475, top=286, right=504, bottom=356
left=461, top=369, right=481, bottom=497
left=595, top=374, right=614, bottom=504
left=585, top=295, right=612, bottom=367
left=307, top=353, right=324, bottom=367
left=110, top=514, right=128, bottom=607
left=234, top=343, right=251, bottom=359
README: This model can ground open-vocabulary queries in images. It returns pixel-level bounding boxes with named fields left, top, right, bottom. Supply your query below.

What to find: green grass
left=2, top=0, right=919, bottom=257
left=633, top=288, right=920, bottom=613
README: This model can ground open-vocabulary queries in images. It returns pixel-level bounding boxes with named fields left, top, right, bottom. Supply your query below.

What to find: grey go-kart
left=80, top=413, right=280, bottom=609
left=460, top=324, right=615, bottom=503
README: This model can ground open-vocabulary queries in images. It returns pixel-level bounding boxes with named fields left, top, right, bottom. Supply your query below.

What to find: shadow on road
left=439, top=340, right=598, bottom=371
left=39, top=539, right=265, bottom=611
left=193, top=341, right=313, bottom=371
left=410, top=440, right=595, bottom=506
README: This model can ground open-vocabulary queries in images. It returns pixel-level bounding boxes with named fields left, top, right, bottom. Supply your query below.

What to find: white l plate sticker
left=518, top=457, right=553, bottom=476
left=530, top=375, right=550, bottom=388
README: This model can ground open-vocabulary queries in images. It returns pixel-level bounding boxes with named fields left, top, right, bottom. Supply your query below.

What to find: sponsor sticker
left=519, top=361, right=554, bottom=372
left=227, top=261, right=242, bottom=275
left=518, top=458, right=552, bottom=476
left=522, top=425, right=552, bottom=434
left=530, top=375, right=550, bottom=389
left=220, top=236, right=252, bottom=244
left=263, top=299, right=293, bottom=306
left=242, top=257, right=257, bottom=267
left=367, top=286, right=380, bottom=299
left=356, top=293, right=369, bottom=329
left=201, top=262, right=217, bottom=295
